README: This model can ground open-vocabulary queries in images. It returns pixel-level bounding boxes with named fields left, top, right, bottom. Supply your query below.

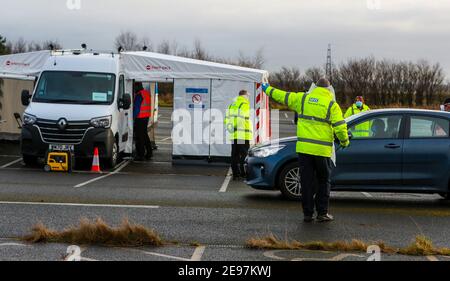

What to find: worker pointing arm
left=262, top=78, right=349, bottom=223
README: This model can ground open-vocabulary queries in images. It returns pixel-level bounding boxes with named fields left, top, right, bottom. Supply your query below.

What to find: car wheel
left=278, top=162, right=302, bottom=201
left=22, top=154, right=37, bottom=166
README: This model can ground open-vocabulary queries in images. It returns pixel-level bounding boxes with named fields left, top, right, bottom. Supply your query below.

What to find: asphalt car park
left=0, top=108, right=449, bottom=261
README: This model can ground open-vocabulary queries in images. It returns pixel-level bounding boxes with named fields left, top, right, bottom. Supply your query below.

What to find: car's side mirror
left=119, top=93, right=132, bottom=110
left=21, top=90, right=31, bottom=106
left=348, top=131, right=353, bottom=140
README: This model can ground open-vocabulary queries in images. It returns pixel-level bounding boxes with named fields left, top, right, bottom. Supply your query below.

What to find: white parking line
left=361, top=192, right=373, bottom=198
left=0, top=158, right=22, bottom=168
left=426, top=255, right=439, bottom=261
left=74, top=160, right=131, bottom=188
left=139, top=250, right=191, bottom=261
left=0, top=201, right=159, bottom=209
left=191, top=246, right=206, bottom=261
left=219, top=168, right=233, bottom=193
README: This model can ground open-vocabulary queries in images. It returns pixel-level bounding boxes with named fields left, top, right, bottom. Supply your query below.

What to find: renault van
left=20, top=51, right=133, bottom=168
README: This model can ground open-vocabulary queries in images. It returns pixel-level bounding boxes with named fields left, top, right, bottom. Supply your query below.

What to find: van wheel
left=22, top=155, right=37, bottom=166
left=106, top=141, right=119, bottom=169
left=278, top=162, right=302, bottom=201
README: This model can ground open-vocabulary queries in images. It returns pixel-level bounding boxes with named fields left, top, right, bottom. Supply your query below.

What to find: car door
left=117, top=75, right=130, bottom=153
left=333, top=113, right=405, bottom=187
left=402, top=114, right=450, bottom=189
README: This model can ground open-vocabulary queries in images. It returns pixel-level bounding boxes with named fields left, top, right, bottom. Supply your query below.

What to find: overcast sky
left=1, top=0, right=450, bottom=78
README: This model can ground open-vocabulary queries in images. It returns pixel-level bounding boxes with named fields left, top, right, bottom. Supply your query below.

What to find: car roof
left=346, top=108, right=450, bottom=122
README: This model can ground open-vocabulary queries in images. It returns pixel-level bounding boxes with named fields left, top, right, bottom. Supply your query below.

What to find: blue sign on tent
left=186, top=88, right=208, bottom=94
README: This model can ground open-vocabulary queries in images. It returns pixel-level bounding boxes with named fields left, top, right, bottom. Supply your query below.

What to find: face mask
left=356, top=101, right=363, bottom=108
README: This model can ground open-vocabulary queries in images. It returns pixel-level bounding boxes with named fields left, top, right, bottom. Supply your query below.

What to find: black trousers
left=298, top=153, right=333, bottom=217
left=135, top=118, right=152, bottom=159
left=231, top=140, right=250, bottom=178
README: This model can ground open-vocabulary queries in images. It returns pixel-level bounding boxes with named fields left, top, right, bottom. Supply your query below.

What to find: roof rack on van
left=51, top=49, right=117, bottom=57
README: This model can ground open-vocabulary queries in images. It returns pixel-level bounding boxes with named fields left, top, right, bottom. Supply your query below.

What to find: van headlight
left=23, top=113, right=37, bottom=125
left=90, top=116, right=112, bottom=128
left=251, top=145, right=285, bottom=158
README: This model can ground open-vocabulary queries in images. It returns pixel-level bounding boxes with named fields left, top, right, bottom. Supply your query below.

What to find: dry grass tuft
left=23, top=218, right=163, bottom=247
left=398, top=236, right=450, bottom=256
left=246, top=234, right=449, bottom=257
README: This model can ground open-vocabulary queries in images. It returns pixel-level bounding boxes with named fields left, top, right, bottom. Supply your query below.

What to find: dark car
left=245, top=109, right=450, bottom=200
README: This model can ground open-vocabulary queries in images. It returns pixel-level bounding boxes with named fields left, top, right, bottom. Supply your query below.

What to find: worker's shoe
left=316, top=213, right=334, bottom=223
left=303, top=215, right=314, bottom=223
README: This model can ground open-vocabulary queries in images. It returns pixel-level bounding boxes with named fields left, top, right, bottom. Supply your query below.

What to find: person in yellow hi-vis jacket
left=344, top=96, right=371, bottom=137
left=225, top=90, right=253, bottom=181
left=262, top=78, right=349, bottom=223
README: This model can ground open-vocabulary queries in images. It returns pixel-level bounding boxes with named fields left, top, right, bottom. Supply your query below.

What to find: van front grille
left=35, top=118, right=92, bottom=144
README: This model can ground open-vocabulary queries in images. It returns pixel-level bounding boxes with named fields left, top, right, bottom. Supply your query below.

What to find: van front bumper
left=21, top=125, right=115, bottom=159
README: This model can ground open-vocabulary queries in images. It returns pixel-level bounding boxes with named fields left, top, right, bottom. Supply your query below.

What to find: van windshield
left=33, top=71, right=116, bottom=105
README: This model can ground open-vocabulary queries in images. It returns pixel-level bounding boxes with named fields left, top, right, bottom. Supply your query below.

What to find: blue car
left=246, top=109, right=450, bottom=200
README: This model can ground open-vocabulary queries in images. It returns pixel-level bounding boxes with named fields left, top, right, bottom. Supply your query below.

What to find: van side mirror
left=21, top=90, right=31, bottom=106
left=119, top=93, right=131, bottom=110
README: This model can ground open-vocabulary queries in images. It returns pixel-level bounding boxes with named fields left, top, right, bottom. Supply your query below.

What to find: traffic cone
left=91, top=147, right=101, bottom=173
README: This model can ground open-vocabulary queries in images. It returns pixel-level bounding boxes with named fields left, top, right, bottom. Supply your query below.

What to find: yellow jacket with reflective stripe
left=265, top=86, right=349, bottom=158
left=225, top=96, right=253, bottom=141
left=344, top=104, right=371, bottom=137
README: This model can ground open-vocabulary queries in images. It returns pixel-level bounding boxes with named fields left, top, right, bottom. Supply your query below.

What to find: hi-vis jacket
left=135, top=89, right=152, bottom=119
left=265, top=86, right=349, bottom=158
left=225, top=96, right=253, bottom=141
left=344, top=104, right=371, bottom=137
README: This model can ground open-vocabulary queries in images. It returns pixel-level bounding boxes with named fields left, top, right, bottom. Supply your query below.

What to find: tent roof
left=0, top=50, right=51, bottom=79
left=122, top=51, right=268, bottom=82
left=0, top=50, right=269, bottom=83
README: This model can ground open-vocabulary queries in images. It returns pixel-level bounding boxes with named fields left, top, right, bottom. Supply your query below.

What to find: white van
left=20, top=51, right=133, bottom=168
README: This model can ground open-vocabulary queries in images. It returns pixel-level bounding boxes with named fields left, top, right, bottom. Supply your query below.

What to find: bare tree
left=339, top=57, right=376, bottom=103
left=304, top=67, right=324, bottom=84
left=11, top=38, right=27, bottom=53
left=236, top=48, right=265, bottom=69
left=27, top=41, right=43, bottom=52
left=192, top=39, right=209, bottom=60
left=156, top=40, right=171, bottom=55
left=270, top=67, right=304, bottom=92
left=176, top=45, right=191, bottom=58
left=114, top=31, right=140, bottom=51
left=42, top=40, right=63, bottom=50
left=139, top=36, right=153, bottom=52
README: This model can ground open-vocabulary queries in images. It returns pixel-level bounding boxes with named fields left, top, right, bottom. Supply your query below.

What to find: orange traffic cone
left=91, top=147, right=101, bottom=173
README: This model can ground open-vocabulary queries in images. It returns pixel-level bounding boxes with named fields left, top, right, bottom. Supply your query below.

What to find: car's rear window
left=410, top=116, right=449, bottom=138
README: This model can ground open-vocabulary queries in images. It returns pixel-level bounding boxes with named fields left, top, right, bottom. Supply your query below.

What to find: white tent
left=122, top=51, right=270, bottom=159
left=0, top=50, right=271, bottom=159
left=0, top=50, right=51, bottom=79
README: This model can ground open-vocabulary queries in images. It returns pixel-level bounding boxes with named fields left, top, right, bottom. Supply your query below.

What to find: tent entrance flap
left=172, top=79, right=211, bottom=157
